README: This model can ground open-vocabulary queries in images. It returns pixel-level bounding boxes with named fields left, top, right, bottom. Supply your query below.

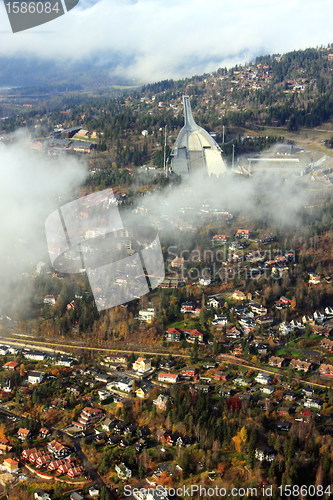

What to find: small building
left=153, top=394, right=170, bottom=411
left=170, top=257, right=184, bottom=269
left=212, top=234, right=227, bottom=244
left=2, top=361, right=19, bottom=371
left=290, top=359, right=313, bottom=373
left=43, top=295, right=56, bottom=305
left=132, top=357, right=152, bottom=373
left=3, top=457, right=19, bottom=472
left=27, top=371, right=44, bottom=384
left=165, top=328, right=182, bottom=342
left=34, top=490, right=52, bottom=500
left=17, top=428, right=31, bottom=440
left=268, top=356, right=286, bottom=368
left=232, top=290, right=247, bottom=301
left=255, top=372, right=273, bottom=385
left=235, top=229, right=250, bottom=239
left=138, top=308, right=155, bottom=323
left=158, top=372, right=179, bottom=384
left=255, top=447, right=276, bottom=462
left=115, top=462, right=132, bottom=480
left=319, top=363, right=333, bottom=377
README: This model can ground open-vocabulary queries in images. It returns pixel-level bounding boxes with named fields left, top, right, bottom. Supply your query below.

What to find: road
left=1, top=332, right=333, bottom=389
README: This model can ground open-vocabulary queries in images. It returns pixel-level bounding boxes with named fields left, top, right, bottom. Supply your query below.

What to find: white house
left=24, top=351, right=47, bottom=361
left=28, top=371, right=44, bottom=384
left=158, top=372, right=179, bottom=384
left=98, top=389, right=112, bottom=402
left=255, top=372, right=272, bottom=385
left=138, top=308, right=155, bottom=323
left=115, top=462, right=132, bottom=479
left=255, top=447, right=276, bottom=462
left=132, top=357, right=152, bottom=373
left=43, top=295, right=56, bottom=305
left=107, top=377, right=133, bottom=393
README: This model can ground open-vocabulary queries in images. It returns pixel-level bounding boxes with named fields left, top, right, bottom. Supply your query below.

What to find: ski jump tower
left=170, top=95, right=227, bottom=177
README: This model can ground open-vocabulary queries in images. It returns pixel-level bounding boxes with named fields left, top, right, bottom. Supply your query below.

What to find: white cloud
left=0, top=0, right=332, bottom=81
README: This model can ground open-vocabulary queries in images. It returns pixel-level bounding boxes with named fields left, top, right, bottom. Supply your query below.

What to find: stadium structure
left=170, top=95, right=227, bottom=176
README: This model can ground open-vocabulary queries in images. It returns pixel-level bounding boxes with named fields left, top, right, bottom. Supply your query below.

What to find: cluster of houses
left=20, top=441, right=84, bottom=479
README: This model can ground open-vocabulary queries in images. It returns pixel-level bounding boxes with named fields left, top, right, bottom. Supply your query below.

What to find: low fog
left=135, top=159, right=310, bottom=234
left=0, top=132, right=87, bottom=315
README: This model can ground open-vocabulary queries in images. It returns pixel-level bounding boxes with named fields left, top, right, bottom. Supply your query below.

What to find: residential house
left=207, top=297, right=223, bottom=309
left=136, top=385, right=150, bottom=399
left=319, top=363, right=333, bottom=377
left=74, top=407, right=103, bottom=429
left=153, top=394, right=170, bottom=411
left=43, top=295, right=56, bottom=305
left=88, top=487, right=100, bottom=498
left=138, top=308, right=155, bottom=323
left=0, top=345, right=8, bottom=356
left=256, top=315, right=274, bottom=326
left=302, top=315, right=315, bottom=326
left=184, top=329, right=205, bottom=343
left=235, top=229, right=250, bottom=239
left=67, top=466, right=84, bottom=479
left=158, top=372, right=179, bottom=384
left=255, top=373, right=273, bottom=385
left=55, top=356, right=75, bottom=367
left=255, top=447, right=276, bottom=462
left=232, top=290, right=247, bottom=301
left=212, top=234, right=227, bottom=244
left=39, top=427, right=51, bottom=439
left=320, top=338, right=333, bottom=351
left=47, top=440, right=71, bottom=459
left=309, top=272, right=321, bottom=284
left=115, top=462, right=132, bottom=480
left=314, top=311, right=325, bottom=323
left=35, top=455, right=53, bottom=469
left=325, top=306, right=333, bottom=316
left=2, top=361, right=19, bottom=371
left=304, top=398, right=322, bottom=410
left=180, top=301, right=196, bottom=313
left=24, top=351, right=47, bottom=361
left=181, top=369, right=197, bottom=379
left=27, top=371, right=44, bottom=384
left=17, top=428, right=31, bottom=440
left=70, top=493, right=84, bottom=500
left=170, top=257, right=184, bottom=269
left=269, top=356, right=287, bottom=368
left=0, top=438, right=12, bottom=454
left=261, top=386, right=275, bottom=397
left=132, top=357, right=152, bottom=373
left=107, top=377, right=133, bottom=393
left=276, top=422, right=291, bottom=432
left=226, top=327, right=242, bottom=339
left=3, top=458, right=19, bottom=473
left=21, top=448, right=37, bottom=460
left=165, top=328, right=182, bottom=342
left=213, top=371, right=229, bottom=382
left=212, top=314, right=228, bottom=326
left=249, top=302, right=267, bottom=316
left=290, top=359, right=313, bottom=373
left=98, top=389, right=112, bottom=402
left=104, top=354, right=127, bottom=366
left=34, top=490, right=51, bottom=500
